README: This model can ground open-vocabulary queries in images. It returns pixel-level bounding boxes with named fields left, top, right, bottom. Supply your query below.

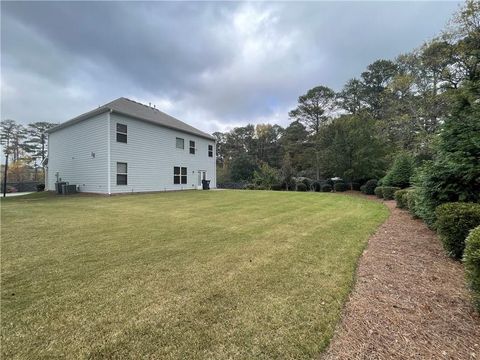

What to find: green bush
left=360, top=184, right=366, bottom=193
left=334, top=182, right=347, bottom=192
left=321, top=184, right=332, bottom=192
left=464, top=226, right=480, bottom=312
left=36, top=184, right=45, bottom=192
left=363, top=179, right=378, bottom=195
left=406, top=189, right=418, bottom=216
left=374, top=186, right=383, bottom=198
left=271, top=184, right=283, bottom=191
left=312, top=181, right=322, bottom=192
left=435, top=203, right=480, bottom=259
left=382, top=186, right=401, bottom=200
left=301, top=178, right=313, bottom=190
left=382, top=153, right=415, bottom=189
left=244, top=183, right=255, bottom=190
left=255, top=185, right=267, bottom=190
left=253, top=163, right=280, bottom=190
left=296, top=183, right=308, bottom=192
left=394, top=189, right=410, bottom=209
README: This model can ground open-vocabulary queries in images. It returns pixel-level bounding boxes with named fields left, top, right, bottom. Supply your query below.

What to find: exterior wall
left=108, top=113, right=216, bottom=193
left=46, top=113, right=108, bottom=193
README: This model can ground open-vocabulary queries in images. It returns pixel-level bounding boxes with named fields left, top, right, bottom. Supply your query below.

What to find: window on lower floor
left=117, top=162, right=127, bottom=185
left=174, top=166, right=187, bottom=184
left=189, top=140, right=195, bottom=154
left=208, top=144, right=213, bottom=157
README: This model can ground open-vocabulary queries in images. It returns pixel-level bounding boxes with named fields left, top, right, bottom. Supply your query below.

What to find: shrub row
left=464, top=226, right=480, bottom=312
left=435, top=203, right=480, bottom=260
left=374, top=186, right=401, bottom=200
left=394, top=188, right=410, bottom=209
left=360, top=179, right=377, bottom=195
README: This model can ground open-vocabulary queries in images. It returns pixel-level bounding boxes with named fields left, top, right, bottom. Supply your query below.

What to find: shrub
left=382, top=186, right=401, bottom=200
left=271, top=184, right=283, bottom=191
left=244, top=183, right=255, bottom=190
left=435, top=203, right=480, bottom=259
left=296, top=183, right=308, bottom=192
left=360, top=184, right=366, bottom=193
left=334, top=182, right=347, bottom=192
left=321, top=184, right=332, bottom=192
left=350, top=182, right=361, bottom=191
left=363, top=179, right=378, bottom=195
left=36, top=183, right=45, bottom=192
left=301, top=178, right=313, bottom=190
left=406, top=189, right=418, bottom=216
left=253, top=163, right=280, bottom=190
left=255, top=185, right=267, bottom=190
left=374, top=186, right=383, bottom=198
left=311, top=181, right=322, bottom=192
left=394, top=189, right=410, bottom=209
left=383, top=153, right=415, bottom=188
left=464, top=226, right=480, bottom=312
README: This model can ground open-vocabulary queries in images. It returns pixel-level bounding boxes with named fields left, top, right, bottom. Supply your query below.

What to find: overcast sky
left=1, top=1, right=461, bottom=134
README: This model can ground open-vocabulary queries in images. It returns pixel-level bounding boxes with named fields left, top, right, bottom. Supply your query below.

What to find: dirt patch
left=323, top=197, right=480, bottom=359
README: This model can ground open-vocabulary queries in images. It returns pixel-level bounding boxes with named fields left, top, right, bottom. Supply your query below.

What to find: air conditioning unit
left=61, top=184, right=77, bottom=195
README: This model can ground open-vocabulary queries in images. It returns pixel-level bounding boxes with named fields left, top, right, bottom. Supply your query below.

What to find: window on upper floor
left=189, top=141, right=195, bottom=154
left=176, top=137, right=184, bottom=149
left=116, top=123, right=127, bottom=143
left=208, top=144, right=213, bottom=157
left=174, top=166, right=187, bottom=184
left=117, top=162, right=128, bottom=185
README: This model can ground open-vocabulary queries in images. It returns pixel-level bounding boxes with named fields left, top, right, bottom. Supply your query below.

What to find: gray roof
left=47, top=97, right=215, bottom=140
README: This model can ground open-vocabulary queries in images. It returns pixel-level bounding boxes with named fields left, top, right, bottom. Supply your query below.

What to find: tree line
left=214, top=1, right=479, bottom=188
left=0, top=120, right=57, bottom=183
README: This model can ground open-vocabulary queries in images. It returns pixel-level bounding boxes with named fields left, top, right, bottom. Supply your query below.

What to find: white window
left=174, top=166, right=187, bottom=184
left=189, top=140, right=195, bottom=154
left=117, top=162, right=127, bottom=185
left=116, top=124, right=127, bottom=143
left=176, top=137, right=184, bottom=149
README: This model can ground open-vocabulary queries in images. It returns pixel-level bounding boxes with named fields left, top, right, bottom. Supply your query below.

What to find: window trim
left=116, top=162, right=128, bottom=186
left=189, top=140, right=195, bottom=155
left=116, top=123, right=127, bottom=143
left=174, top=166, right=187, bottom=185
left=176, top=137, right=184, bottom=149
left=208, top=144, right=213, bottom=157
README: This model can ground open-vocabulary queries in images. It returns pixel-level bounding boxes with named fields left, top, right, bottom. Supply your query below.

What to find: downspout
left=107, top=109, right=112, bottom=195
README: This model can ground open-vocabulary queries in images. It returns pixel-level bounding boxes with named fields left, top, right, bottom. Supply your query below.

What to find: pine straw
left=323, top=198, right=480, bottom=360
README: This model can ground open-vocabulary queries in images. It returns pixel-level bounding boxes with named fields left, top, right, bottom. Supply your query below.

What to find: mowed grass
left=1, top=190, right=388, bottom=359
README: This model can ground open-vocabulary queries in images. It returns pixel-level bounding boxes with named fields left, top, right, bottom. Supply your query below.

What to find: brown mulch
left=323, top=197, right=480, bottom=360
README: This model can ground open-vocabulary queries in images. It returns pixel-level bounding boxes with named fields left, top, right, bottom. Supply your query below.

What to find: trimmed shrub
left=311, top=181, right=322, bottom=192
left=382, top=186, right=401, bottom=200
left=435, top=203, right=480, bottom=259
left=321, top=184, right=332, bottom=192
left=374, top=186, right=383, bottom=198
left=394, top=189, right=410, bottom=209
left=383, top=153, right=415, bottom=188
left=244, top=183, right=255, bottom=190
left=271, top=184, right=283, bottom=191
left=36, top=183, right=45, bottom=192
left=363, top=179, right=378, bottom=195
left=464, top=226, right=480, bottom=312
left=296, top=183, right=308, bottom=192
left=301, top=178, right=313, bottom=190
left=334, top=182, right=347, bottom=192
left=360, top=184, right=366, bottom=193
left=350, top=182, right=361, bottom=191
left=406, top=189, right=418, bottom=216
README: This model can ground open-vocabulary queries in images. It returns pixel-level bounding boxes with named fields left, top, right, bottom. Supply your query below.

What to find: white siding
left=46, top=113, right=108, bottom=193
left=108, top=113, right=216, bottom=193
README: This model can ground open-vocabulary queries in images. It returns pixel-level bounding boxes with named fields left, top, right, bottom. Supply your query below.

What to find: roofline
left=46, top=106, right=216, bottom=141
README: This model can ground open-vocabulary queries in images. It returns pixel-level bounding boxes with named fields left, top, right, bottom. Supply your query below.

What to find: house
left=45, top=97, right=216, bottom=194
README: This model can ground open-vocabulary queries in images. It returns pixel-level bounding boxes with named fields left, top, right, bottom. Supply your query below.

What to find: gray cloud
left=1, top=1, right=460, bottom=133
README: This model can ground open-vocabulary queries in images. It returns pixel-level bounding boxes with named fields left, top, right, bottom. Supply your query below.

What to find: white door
left=197, top=170, right=206, bottom=189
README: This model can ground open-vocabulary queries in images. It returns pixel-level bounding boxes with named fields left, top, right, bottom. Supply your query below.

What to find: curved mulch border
left=323, top=197, right=480, bottom=359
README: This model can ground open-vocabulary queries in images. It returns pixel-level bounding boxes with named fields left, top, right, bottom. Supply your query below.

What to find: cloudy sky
left=1, top=1, right=460, bottom=134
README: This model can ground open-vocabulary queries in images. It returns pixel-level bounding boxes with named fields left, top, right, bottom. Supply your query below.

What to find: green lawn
left=1, top=190, right=388, bottom=359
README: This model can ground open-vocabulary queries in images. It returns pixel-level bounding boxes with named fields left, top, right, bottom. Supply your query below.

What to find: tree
left=288, top=85, right=336, bottom=135
left=337, top=78, right=364, bottom=114
left=25, top=122, right=57, bottom=181
left=253, top=163, right=280, bottom=189
left=1, top=119, right=17, bottom=197
left=230, top=153, right=258, bottom=182
left=382, top=152, right=415, bottom=188
left=280, top=153, right=294, bottom=190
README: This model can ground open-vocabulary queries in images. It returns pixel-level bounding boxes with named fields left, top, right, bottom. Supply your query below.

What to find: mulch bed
left=322, top=197, right=480, bottom=359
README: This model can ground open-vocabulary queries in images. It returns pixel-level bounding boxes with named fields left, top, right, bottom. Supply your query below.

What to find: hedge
left=374, top=186, right=383, bottom=198
left=435, top=203, right=480, bottom=259
left=321, top=184, right=332, bottom=192
left=382, top=186, right=401, bottom=200
left=394, top=189, right=410, bottom=209
left=350, top=182, right=361, bottom=191
left=271, top=184, right=283, bottom=191
left=311, top=181, right=322, bottom=192
left=334, top=182, right=348, bottom=192
left=362, top=179, right=377, bottom=195
left=296, top=183, right=308, bottom=192
left=464, top=226, right=480, bottom=312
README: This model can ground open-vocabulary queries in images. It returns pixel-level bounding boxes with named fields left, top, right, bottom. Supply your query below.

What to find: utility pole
left=3, top=138, right=9, bottom=197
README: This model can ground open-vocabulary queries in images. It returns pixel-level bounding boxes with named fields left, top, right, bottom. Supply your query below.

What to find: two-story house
left=45, top=97, right=216, bottom=194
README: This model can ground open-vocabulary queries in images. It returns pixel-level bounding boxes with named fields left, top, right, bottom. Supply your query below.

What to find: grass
left=1, top=190, right=388, bottom=359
